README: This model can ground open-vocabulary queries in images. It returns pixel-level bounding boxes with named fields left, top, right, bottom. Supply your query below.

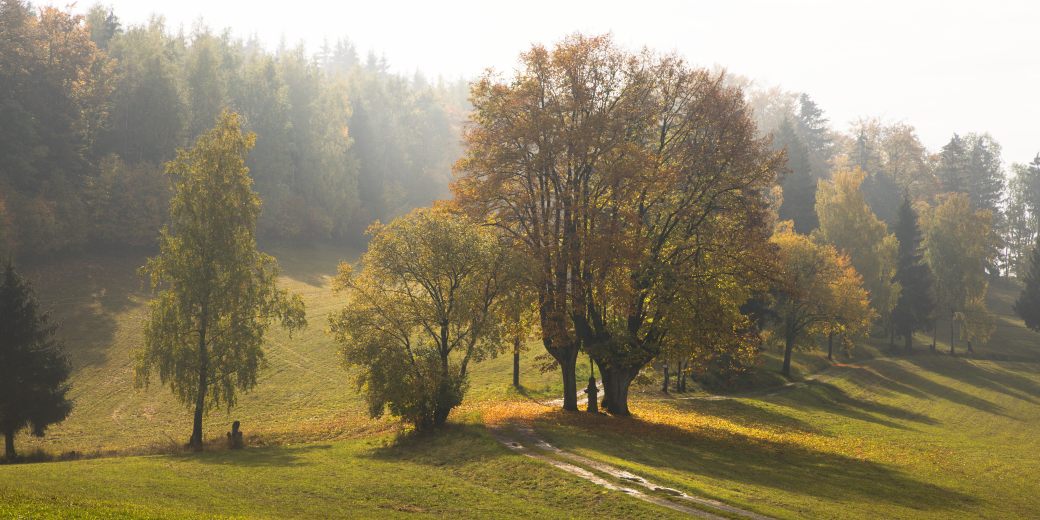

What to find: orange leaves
left=771, top=223, right=874, bottom=348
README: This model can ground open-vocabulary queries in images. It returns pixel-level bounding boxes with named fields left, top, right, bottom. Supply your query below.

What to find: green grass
left=18, top=244, right=562, bottom=454
left=7, top=246, right=1040, bottom=518
left=0, top=424, right=682, bottom=519
left=529, top=299, right=1040, bottom=518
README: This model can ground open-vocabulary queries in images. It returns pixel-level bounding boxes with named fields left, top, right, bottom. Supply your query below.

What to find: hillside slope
left=16, top=245, right=564, bottom=454
left=4, top=248, right=1039, bottom=519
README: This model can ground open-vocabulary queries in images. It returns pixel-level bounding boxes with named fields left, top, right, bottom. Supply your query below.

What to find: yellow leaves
left=815, top=168, right=900, bottom=318
left=956, top=297, right=996, bottom=346
left=921, top=193, right=996, bottom=313
left=480, top=397, right=902, bottom=465
left=332, top=262, right=354, bottom=293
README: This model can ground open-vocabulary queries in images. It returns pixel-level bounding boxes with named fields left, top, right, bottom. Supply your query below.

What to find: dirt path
left=487, top=421, right=774, bottom=519
left=493, top=367, right=834, bottom=517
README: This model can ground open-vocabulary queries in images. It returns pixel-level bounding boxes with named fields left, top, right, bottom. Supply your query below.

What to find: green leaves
left=329, top=208, right=512, bottom=429
left=136, top=111, right=306, bottom=416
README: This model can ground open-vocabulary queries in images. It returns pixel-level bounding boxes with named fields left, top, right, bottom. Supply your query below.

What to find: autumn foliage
left=454, top=34, right=782, bottom=415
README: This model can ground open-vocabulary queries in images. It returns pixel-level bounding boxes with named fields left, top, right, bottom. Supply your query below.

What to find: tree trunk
left=827, top=332, right=834, bottom=361
left=189, top=325, right=208, bottom=451
left=3, top=430, right=14, bottom=461
left=931, top=320, right=937, bottom=352
left=782, top=335, right=795, bottom=378
left=661, top=364, right=670, bottom=393
left=599, top=365, right=637, bottom=416
left=949, top=314, right=955, bottom=356
left=433, top=400, right=452, bottom=428
left=512, top=337, right=521, bottom=389
left=557, top=346, right=580, bottom=412
left=678, top=361, right=687, bottom=393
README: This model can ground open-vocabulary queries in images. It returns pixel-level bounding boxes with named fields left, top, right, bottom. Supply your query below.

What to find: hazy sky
left=63, top=0, right=1040, bottom=165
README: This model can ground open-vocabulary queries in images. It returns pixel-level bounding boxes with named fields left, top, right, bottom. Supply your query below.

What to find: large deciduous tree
left=328, top=208, right=513, bottom=430
left=0, top=1, right=114, bottom=256
left=1003, top=170, right=1035, bottom=277
left=136, top=112, right=306, bottom=450
left=0, top=262, right=72, bottom=460
left=455, top=34, right=780, bottom=415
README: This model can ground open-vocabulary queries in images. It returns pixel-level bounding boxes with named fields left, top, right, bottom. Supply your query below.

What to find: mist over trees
left=3, top=0, right=1040, bottom=441
left=0, top=1, right=466, bottom=259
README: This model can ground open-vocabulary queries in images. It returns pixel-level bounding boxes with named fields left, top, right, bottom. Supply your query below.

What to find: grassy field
left=0, top=423, right=688, bottom=519
left=13, top=244, right=564, bottom=455
left=3, top=245, right=1039, bottom=518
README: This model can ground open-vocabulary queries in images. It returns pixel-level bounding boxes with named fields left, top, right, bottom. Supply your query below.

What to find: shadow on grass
left=535, top=411, right=976, bottom=513
left=906, top=356, right=1040, bottom=403
left=28, top=250, right=146, bottom=368
left=764, top=377, right=939, bottom=430
left=180, top=443, right=334, bottom=467
left=658, top=397, right=825, bottom=435
left=866, top=359, right=1007, bottom=416
left=265, top=242, right=359, bottom=288
left=364, top=423, right=504, bottom=467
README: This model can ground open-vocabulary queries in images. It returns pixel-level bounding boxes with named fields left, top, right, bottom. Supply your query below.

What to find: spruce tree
left=0, top=262, right=72, bottom=460
left=1021, top=155, right=1040, bottom=228
left=964, top=133, right=1005, bottom=219
left=937, top=134, right=970, bottom=194
left=862, top=168, right=902, bottom=225
left=795, top=93, right=832, bottom=174
left=1014, top=236, right=1040, bottom=332
left=891, top=193, right=935, bottom=351
left=776, top=118, right=818, bottom=234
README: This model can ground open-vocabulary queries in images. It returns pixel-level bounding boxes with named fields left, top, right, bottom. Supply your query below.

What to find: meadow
left=2, top=246, right=1038, bottom=519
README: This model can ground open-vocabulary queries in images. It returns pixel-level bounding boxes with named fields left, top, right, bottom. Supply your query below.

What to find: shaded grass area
left=0, top=425, right=682, bottom=519
left=531, top=350, right=1040, bottom=519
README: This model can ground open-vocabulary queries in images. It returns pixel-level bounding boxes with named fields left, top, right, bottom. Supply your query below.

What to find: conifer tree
left=776, top=118, right=818, bottom=234
left=0, top=262, right=72, bottom=460
left=964, top=133, right=1005, bottom=220
left=938, top=134, right=970, bottom=194
left=891, top=194, right=935, bottom=351
left=1014, top=236, right=1040, bottom=333
left=795, top=93, right=832, bottom=175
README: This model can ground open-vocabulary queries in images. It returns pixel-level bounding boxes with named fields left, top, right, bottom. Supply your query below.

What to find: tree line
left=8, top=26, right=1040, bottom=458
left=0, top=0, right=465, bottom=259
